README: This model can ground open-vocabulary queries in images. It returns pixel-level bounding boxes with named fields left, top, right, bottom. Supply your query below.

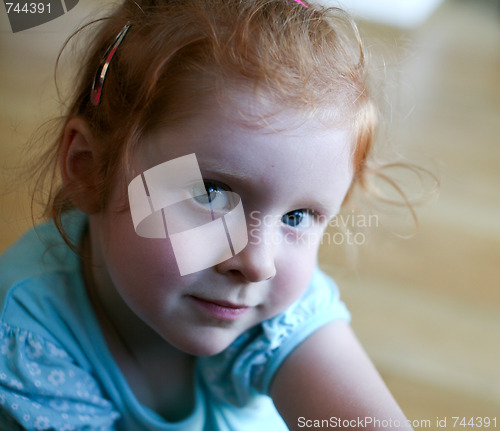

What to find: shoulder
left=0, top=211, right=89, bottom=342
left=0, top=211, right=87, bottom=288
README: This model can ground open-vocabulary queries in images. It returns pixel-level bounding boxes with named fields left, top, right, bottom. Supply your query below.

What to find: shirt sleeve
left=198, top=268, right=350, bottom=407
left=0, top=322, right=120, bottom=431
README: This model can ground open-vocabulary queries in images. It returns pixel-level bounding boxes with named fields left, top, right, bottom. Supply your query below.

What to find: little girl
left=0, top=0, right=413, bottom=429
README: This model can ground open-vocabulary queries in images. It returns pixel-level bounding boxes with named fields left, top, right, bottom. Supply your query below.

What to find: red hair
left=35, top=0, right=377, bottom=234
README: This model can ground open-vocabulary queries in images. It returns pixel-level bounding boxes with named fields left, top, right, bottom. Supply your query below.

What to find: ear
left=60, top=117, right=101, bottom=214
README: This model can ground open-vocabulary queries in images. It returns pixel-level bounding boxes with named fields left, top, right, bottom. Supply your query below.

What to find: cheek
left=268, top=246, right=318, bottom=312
left=103, top=214, right=181, bottom=300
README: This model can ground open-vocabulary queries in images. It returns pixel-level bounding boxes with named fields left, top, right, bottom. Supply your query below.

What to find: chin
left=178, top=342, right=231, bottom=357
left=172, top=330, right=237, bottom=357
left=189, top=345, right=228, bottom=357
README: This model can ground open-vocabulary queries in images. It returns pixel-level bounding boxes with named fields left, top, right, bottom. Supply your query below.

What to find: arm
left=270, top=320, right=414, bottom=431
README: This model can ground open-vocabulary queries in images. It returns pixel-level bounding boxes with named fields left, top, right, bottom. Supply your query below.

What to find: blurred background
left=1, top=0, right=499, bottom=427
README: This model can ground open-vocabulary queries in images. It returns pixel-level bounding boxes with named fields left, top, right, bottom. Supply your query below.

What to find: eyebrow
left=198, top=161, right=254, bottom=184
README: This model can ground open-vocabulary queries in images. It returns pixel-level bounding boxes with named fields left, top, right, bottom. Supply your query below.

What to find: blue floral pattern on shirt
left=0, top=323, right=119, bottom=430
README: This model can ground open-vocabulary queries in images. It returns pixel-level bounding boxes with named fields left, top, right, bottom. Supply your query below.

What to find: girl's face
left=89, top=91, right=354, bottom=356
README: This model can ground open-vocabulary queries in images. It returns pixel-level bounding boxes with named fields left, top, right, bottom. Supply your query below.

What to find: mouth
left=188, top=296, right=251, bottom=321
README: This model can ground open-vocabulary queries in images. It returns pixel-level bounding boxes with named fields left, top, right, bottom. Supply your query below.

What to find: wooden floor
left=1, top=0, right=499, bottom=427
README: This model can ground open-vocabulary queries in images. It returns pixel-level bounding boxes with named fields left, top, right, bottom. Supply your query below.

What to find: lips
left=189, top=295, right=251, bottom=321
left=197, top=298, right=248, bottom=308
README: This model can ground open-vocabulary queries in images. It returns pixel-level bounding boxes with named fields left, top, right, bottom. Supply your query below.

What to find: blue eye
left=192, top=181, right=231, bottom=211
left=281, top=209, right=314, bottom=229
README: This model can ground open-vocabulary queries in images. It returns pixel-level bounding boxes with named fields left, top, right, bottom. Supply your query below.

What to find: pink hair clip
left=292, top=0, right=309, bottom=7
left=90, top=23, right=131, bottom=106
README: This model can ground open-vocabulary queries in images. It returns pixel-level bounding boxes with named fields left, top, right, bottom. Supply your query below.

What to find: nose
left=214, top=229, right=276, bottom=283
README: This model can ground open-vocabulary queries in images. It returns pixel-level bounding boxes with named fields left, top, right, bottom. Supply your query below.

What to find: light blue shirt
left=0, top=212, right=350, bottom=430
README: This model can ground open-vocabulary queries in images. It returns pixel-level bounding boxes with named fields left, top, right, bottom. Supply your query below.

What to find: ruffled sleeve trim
left=259, top=300, right=348, bottom=395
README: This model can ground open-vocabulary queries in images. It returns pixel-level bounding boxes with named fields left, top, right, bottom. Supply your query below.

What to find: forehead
left=136, top=90, right=354, bottom=209
left=142, top=89, right=352, bottom=163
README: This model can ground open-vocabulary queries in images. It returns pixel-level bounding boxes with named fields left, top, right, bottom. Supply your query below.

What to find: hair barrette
left=292, top=0, right=309, bottom=7
left=90, top=23, right=131, bottom=106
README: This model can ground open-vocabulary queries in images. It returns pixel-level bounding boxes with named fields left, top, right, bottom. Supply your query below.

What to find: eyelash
left=192, top=180, right=320, bottom=229
left=192, top=180, right=233, bottom=211
left=281, top=209, right=319, bottom=229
